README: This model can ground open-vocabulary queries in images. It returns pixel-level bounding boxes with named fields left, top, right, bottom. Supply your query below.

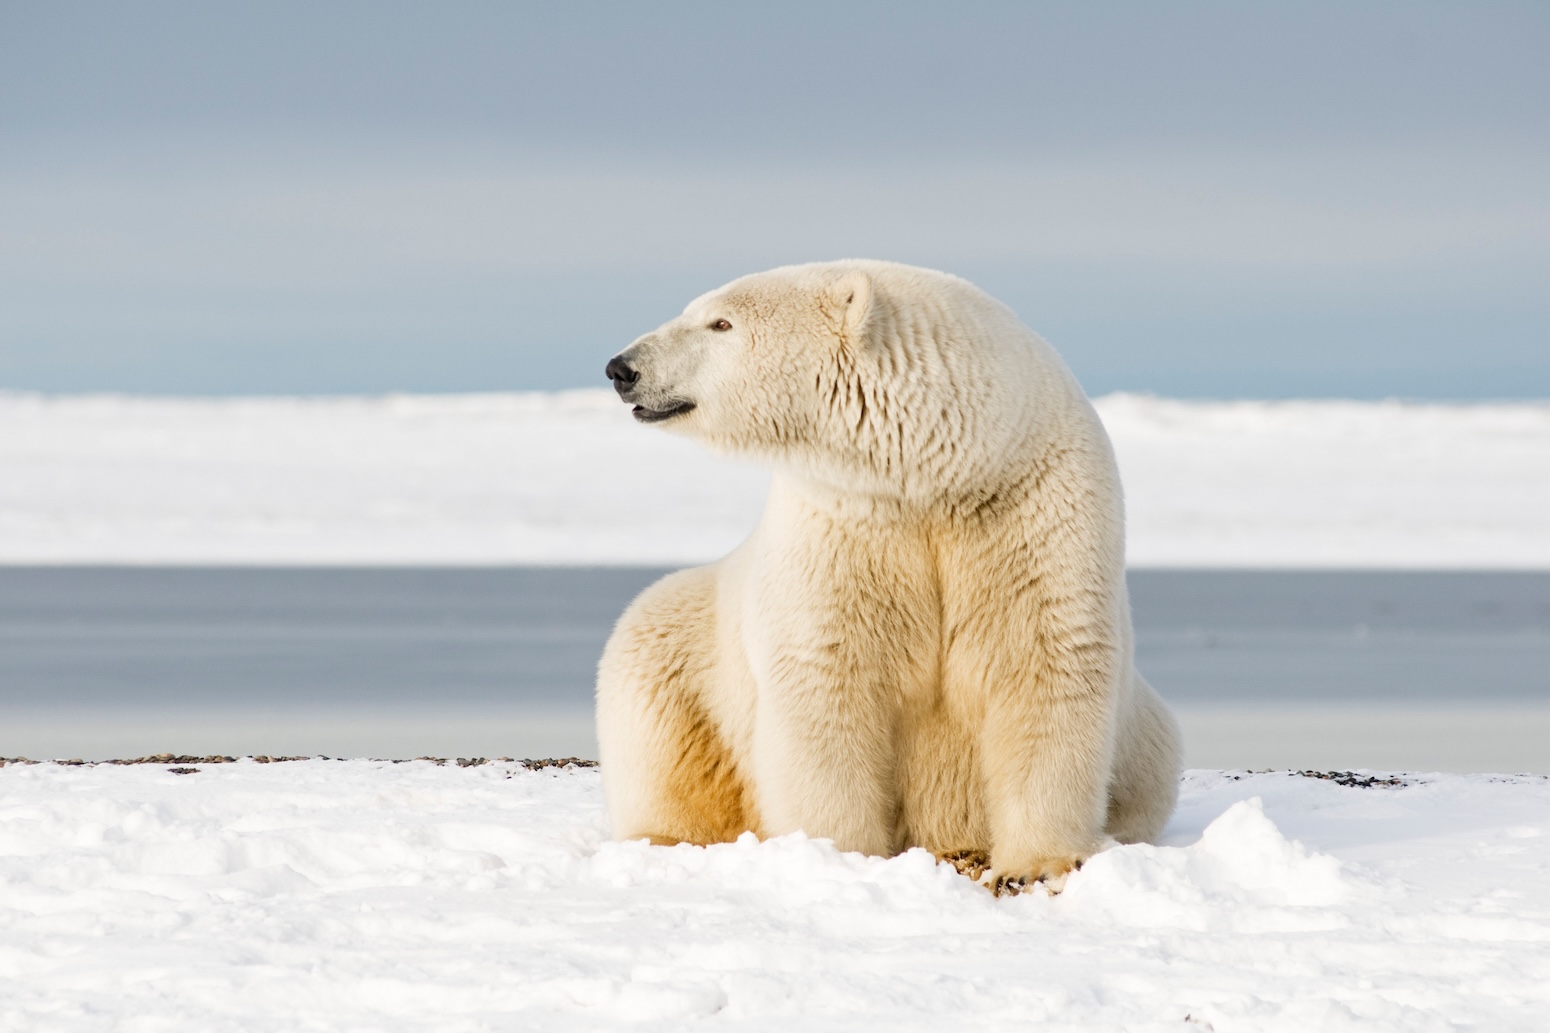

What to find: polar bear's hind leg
left=595, top=566, right=754, bottom=846
left=1103, top=672, right=1182, bottom=844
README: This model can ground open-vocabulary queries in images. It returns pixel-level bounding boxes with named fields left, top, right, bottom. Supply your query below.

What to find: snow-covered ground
left=2, top=391, right=1546, bottom=567
left=1, top=759, right=1545, bottom=1031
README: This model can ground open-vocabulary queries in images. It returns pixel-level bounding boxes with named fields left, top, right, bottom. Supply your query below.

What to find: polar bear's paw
left=936, top=848, right=992, bottom=882
left=937, top=849, right=1082, bottom=895
left=990, top=855, right=1084, bottom=896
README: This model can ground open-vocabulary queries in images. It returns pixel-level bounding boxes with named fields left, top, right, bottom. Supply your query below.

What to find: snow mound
left=1063, top=798, right=1349, bottom=932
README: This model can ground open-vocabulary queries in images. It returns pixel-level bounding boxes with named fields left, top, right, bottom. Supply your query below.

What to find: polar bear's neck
left=766, top=359, right=1111, bottom=513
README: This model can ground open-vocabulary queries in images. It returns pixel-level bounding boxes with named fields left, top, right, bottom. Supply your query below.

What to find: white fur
left=596, top=260, right=1181, bottom=887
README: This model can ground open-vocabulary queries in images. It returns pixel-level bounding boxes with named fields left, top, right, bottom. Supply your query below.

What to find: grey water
left=2, top=568, right=1546, bottom=770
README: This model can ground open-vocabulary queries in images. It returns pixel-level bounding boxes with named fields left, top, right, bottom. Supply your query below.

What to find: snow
left=1, top=760, right=1545, bottom=1030
left=1, top=390, right=1545, bottom=568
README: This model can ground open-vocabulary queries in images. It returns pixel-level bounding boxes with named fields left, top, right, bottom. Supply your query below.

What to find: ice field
left=0, top=759, right=1546, bottom=1031
left=1, top=390, right=1546, bottom=567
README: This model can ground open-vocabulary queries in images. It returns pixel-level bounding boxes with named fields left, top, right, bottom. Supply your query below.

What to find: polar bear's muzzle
left=605, top=354, right=697, bottom=424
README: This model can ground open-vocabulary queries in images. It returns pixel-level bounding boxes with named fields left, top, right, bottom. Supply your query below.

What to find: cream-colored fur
left=596, top=260, right=1181, bottom=888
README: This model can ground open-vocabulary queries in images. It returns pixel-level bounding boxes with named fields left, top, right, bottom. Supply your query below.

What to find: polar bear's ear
left=823, top=270, right=875, bottom=346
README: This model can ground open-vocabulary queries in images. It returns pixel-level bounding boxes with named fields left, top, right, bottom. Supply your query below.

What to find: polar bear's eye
left=709, top=319, right=733, bottom=332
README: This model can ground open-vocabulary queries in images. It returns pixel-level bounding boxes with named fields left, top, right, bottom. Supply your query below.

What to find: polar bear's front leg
left=979, top=660, right=1116, bottom=891
left=964, top=534, right=1126, bottom=887
left=743, top=503, right=934, bottom=858
left=749, top=641, right=906, bottom=857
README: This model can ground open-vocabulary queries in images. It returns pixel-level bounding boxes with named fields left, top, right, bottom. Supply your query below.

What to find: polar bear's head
left=606, top=261, right=1056, bottom=496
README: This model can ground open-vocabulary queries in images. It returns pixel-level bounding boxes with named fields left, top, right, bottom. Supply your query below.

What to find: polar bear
left=596, top=260, right=1180, bottom=890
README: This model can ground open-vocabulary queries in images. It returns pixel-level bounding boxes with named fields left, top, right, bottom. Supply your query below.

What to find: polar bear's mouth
left=632, top=400, right=696, bottom=423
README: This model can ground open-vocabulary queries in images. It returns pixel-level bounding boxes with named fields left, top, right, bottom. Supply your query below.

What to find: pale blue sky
left=1, top=1, right=1545, bottom=397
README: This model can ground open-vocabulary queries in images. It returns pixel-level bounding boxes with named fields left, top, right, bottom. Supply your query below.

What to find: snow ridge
left=2, top=390, right=1546, bottom=567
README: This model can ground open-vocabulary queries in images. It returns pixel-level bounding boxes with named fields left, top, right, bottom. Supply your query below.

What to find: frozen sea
left=3, top=567, right=1546, bottom=772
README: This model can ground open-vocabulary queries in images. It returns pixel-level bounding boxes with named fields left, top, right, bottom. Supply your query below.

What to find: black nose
left=605, top=356, right=639, bottom=390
